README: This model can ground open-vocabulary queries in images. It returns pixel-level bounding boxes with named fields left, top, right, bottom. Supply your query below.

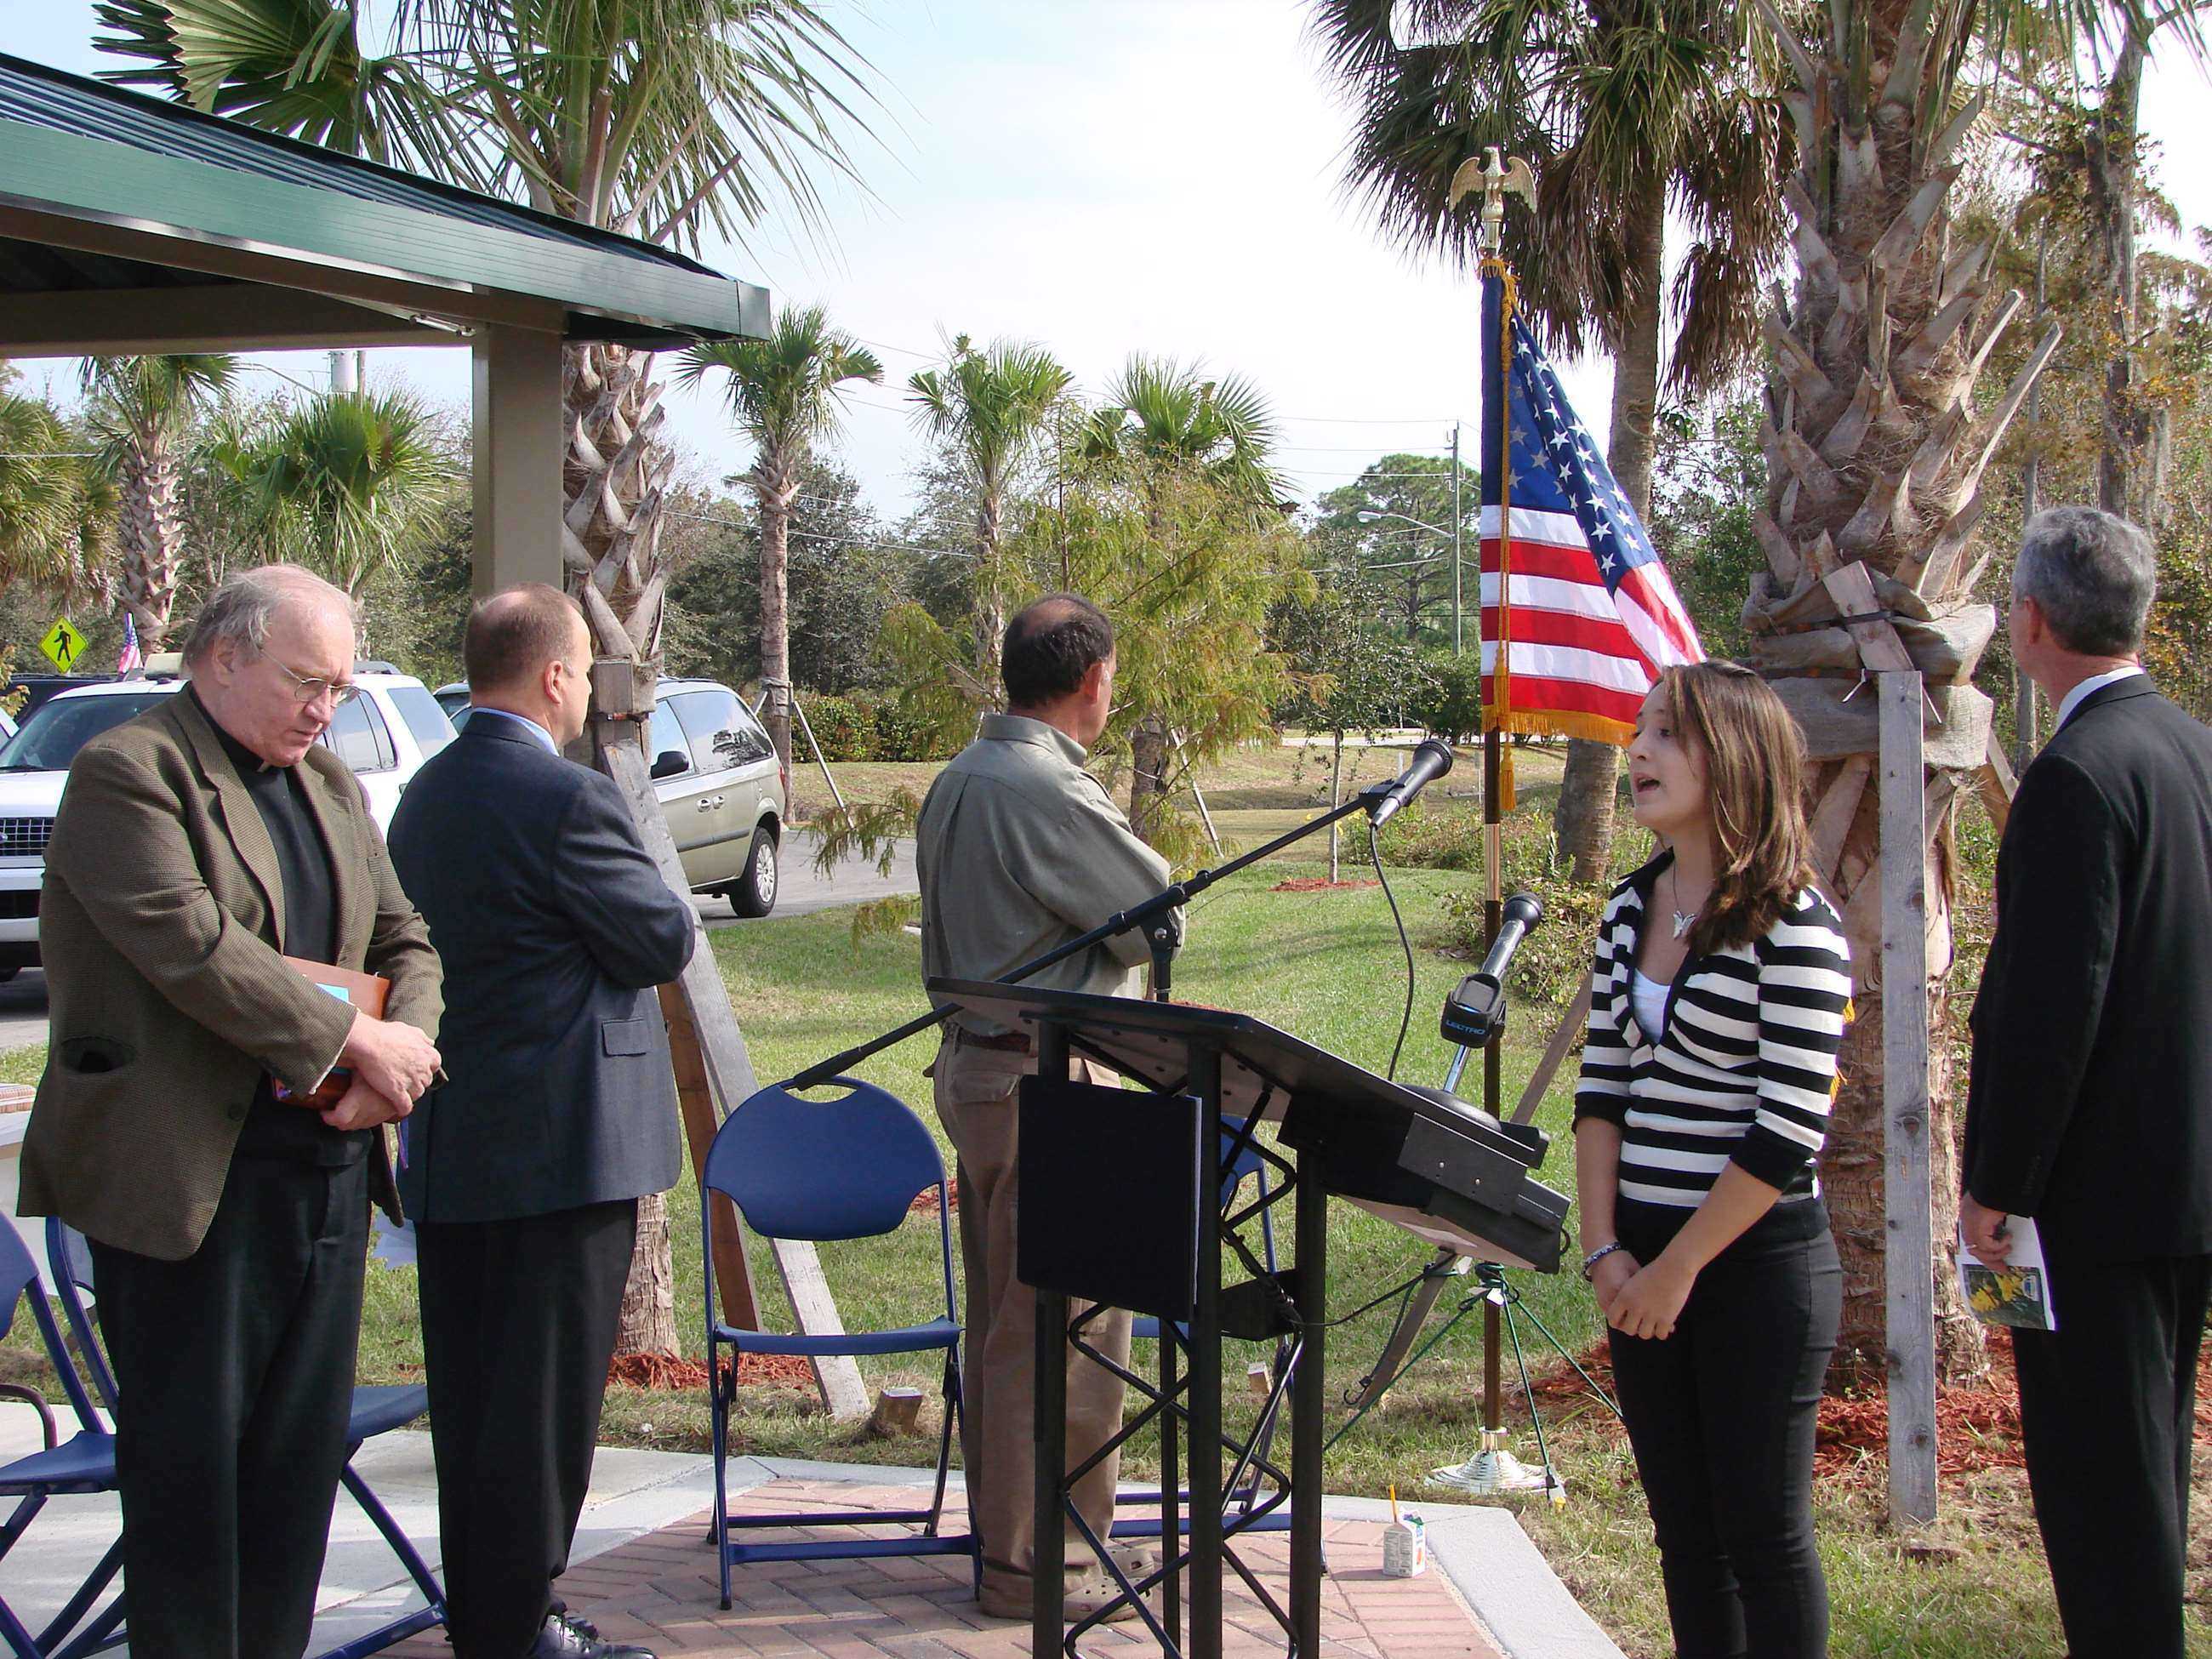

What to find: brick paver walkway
left=386, top=1479, right=1504, bottom=1657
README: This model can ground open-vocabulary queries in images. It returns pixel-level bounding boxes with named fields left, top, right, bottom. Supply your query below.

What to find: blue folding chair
left=702, top=1076, right=977, bottom=1610
left=43, top=1221, right=448, bottom=1659
left=0, top=1211, right=123, bottom=1659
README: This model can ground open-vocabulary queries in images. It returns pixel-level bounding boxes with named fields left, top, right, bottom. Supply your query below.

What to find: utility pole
left=1451, top=424, right=1464, bottom=655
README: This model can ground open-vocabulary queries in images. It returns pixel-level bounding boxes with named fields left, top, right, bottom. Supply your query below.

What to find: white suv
left=0, top=664, right=454, bottom=978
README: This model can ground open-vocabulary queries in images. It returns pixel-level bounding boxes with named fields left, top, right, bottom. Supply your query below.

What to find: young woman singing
left=1575, top=660, right=1853, bottom=1659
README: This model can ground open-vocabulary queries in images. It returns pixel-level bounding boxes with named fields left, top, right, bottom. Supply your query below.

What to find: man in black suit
left=1963, top=506, right=2212, bottom=1659
left=388, top=585, right=696, bottom=1659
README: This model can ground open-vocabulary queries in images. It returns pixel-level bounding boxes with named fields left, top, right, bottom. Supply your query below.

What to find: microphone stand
left=787, top=778, right=1404, bottom=1091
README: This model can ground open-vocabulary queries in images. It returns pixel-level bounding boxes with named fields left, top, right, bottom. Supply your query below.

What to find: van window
left=326, top=695, right=396, bottom=772
left=670, top=688, right=767, bottom=775
left=388, top=685, right=457, bottom=758
left=647, top=700, right=691, bottom=777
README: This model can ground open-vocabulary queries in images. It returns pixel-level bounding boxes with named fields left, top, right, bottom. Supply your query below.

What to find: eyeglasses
left=267, top=653, right=362, bottom=707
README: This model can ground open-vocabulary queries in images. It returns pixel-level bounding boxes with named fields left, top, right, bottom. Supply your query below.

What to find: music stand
left=928, top=978, right=1565, bottom=1659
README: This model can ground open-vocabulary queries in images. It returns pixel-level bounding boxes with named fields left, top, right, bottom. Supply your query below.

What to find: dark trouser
left=2011, top=1238, right=2211, bottom=1659
left=88, top=1152, right=369, bottom=1659
left=415, top=1200, right=638, bottom=1659
left=1609, top=1195, right=1841, bottom=1659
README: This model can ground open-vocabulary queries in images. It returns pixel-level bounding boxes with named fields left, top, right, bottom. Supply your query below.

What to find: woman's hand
left=1607, top=1256, right=1696, bottom=1341
left=1589, top=1250, right=1641, bottom=1320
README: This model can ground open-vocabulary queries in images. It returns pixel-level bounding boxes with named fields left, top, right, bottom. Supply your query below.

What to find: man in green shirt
left=917, top=594, right=1181, bottom=1622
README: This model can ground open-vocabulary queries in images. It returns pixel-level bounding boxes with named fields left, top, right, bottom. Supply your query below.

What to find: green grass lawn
left=4, top=778, right=2196, bottom=1656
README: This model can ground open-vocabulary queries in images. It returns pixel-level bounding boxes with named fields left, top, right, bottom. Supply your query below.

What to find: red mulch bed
left=607, top=1352, right=816, bottom=1391
left=909, top=1177, right=959, bottom=1215
left=1531, top=1335, right=2212, bottom=1479
left=1271, top=878, right=1382, bottom=892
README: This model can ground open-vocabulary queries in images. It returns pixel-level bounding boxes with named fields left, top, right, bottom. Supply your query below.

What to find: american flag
left=1479, top=271, right=1702, bottom=744
left=117, top=613, right=142, bottom=675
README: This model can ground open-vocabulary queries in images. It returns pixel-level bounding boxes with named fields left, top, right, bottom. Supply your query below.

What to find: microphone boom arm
left=786, top=747, right=1458, bottom=1092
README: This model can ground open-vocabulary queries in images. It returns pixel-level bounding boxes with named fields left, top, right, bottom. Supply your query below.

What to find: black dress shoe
left=527, top=1609, right=656, bottom=1658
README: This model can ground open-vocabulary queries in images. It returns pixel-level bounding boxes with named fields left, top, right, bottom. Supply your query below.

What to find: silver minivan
left=452, top=676, right=787, bottom=915
left=644, top=678, right=786, bottom=916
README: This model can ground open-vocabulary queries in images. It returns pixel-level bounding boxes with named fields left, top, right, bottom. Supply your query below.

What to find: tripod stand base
left=1428, top=1430, right=1565, bottom=1502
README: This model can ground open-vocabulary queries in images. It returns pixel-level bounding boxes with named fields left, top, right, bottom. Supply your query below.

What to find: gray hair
left=182, top=565, right=360, bottom=670
left=2013, top=507, right=2157, bottom=658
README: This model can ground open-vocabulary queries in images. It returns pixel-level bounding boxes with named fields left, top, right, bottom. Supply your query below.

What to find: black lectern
left=927, top=978, right=1568, bottom=1659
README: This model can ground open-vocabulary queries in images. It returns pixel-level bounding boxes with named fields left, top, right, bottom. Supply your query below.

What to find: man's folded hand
left=318, top=1075, right=412, bottom=1132
left=342, top=1011, right=441, bottom=1104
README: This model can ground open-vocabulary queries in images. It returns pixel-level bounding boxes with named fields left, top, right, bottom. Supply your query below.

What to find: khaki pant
left=934, top=1038, right=1132, bottom=1608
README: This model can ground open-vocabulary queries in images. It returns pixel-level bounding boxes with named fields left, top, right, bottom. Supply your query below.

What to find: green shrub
left=1433, top=812, right=1628, bottom=1009
left=791, top=692, right=962, bottom=763
left=1411, top=650, right=1485, bottom=742
left=794, top=693, right=874, bottom=762
left=1376, top=801, right=1489, bottom=871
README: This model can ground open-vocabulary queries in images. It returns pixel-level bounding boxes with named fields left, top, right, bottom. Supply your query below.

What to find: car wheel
left=731, top=827, right=778, bottom=917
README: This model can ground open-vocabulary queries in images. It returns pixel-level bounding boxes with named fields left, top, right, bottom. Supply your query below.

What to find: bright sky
left=4, top=0, right=2207, bottom=523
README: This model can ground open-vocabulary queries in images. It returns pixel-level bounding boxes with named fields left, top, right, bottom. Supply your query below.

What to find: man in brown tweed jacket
left=20, top=563, right=442, bottom=1658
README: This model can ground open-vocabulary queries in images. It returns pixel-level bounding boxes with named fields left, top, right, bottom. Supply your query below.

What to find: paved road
left=0, top=830, right=919, bottom=1055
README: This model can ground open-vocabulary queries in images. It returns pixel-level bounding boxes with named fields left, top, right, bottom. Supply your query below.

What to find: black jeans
left=90, top=1152, right=369, bottom=1659
left=415, top=1199, right=638, bottom=1659
left=1609, top=1194, right=1841, bottom=1659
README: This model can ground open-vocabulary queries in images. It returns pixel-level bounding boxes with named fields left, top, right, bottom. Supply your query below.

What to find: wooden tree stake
left=1878, top=670, right=1938, bottom=1527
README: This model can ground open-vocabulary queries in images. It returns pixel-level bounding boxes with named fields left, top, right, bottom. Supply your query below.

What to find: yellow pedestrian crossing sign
left=39, top=619, right=87, bottom=673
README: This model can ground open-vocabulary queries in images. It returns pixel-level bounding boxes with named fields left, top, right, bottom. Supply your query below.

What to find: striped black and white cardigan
left=1574, top=853, right=1854, bottom=1209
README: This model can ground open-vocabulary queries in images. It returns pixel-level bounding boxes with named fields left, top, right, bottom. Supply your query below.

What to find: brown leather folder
left=274, top=956, right=391, bottom=1110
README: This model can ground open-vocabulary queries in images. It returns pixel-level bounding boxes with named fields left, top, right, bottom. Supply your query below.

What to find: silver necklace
left=1669, top=868, right=1700, bottom=941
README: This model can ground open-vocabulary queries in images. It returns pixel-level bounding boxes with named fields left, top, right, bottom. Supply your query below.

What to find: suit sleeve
left=46, top=743, right=354, bottom=1093
left=356, top=809, right=442, bottom=1040
left=1964, top=755, right=2122, bottom=1216
left=549, top=769, right=698, bottom=990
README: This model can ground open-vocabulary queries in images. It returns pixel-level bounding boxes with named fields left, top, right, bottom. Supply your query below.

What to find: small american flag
left=1479, top=270, right=1702, bottom=744
left=117, top=613, right=142, bottom=676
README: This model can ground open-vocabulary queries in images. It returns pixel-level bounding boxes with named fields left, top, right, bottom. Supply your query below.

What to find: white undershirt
left=1629, top=967, right=1670, bottom=1042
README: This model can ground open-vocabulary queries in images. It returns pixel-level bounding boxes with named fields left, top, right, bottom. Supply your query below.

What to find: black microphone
left=1478, top=892, right=1545, bottom=981
left=1439, top=892, right=1545, bottom=1049
left=1367, top=738, right=1457, bottom=829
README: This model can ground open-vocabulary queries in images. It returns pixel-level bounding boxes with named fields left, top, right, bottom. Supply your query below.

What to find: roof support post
left=471, top=324, right=565, bottom=597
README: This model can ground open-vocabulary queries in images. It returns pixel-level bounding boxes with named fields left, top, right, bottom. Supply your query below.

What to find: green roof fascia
left=0, top=116, right=768, bottom=341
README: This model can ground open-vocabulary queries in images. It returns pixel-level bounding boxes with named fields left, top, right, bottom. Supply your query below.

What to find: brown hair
left=465, top=584, right=585, bottom=693
left=1656, top=661, right=1818, bottom=955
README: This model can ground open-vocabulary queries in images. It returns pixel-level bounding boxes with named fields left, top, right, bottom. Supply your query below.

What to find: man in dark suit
left=387, top=584, right=695, bottom=1659
left=1963, top=506, right=2212, bottom=1659
left=21, top=563, right=443, bottom=1657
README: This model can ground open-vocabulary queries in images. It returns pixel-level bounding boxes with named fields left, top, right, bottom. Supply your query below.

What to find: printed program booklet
left=1958, top=1215, right=2058, bottom=1332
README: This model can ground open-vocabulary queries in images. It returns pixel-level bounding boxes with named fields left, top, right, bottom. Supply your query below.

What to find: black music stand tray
left=927, top=978, right=1565, bottom=1659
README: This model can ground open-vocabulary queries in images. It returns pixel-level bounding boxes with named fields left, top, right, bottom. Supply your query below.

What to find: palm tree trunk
left=754, top=455, right=797, bottom=771
left=117, top=430, right=185, bottom=653
left=567, top=339, right=682, bottom=1362
left=1745, top=0, right=2061, bottom=1383
left=2090, top=31, right=2161, bottom=528
left=1554, top=169, right=1664, bottom=883
left=975, top=487, right=1007, bottom=695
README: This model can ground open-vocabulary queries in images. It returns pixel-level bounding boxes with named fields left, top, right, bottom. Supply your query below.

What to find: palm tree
left=1080, top=356, right=1288, bottom=833
left=94, top=0, right=877, bottom=662
left=906, top=337, right=1074, bottom=691
left=99, top=0, right=880, bottom=1367
left=0, top=385, right=100, bottom=596
left=81, top=354, right=237, bottom=652
left=1742, top=0, right=2065, bottom=1377
left=1310, top=0, right=1793, bottom=881
left=675, top=307, right=882, bottom=769
left=236, top=390, right=458, bottom=600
